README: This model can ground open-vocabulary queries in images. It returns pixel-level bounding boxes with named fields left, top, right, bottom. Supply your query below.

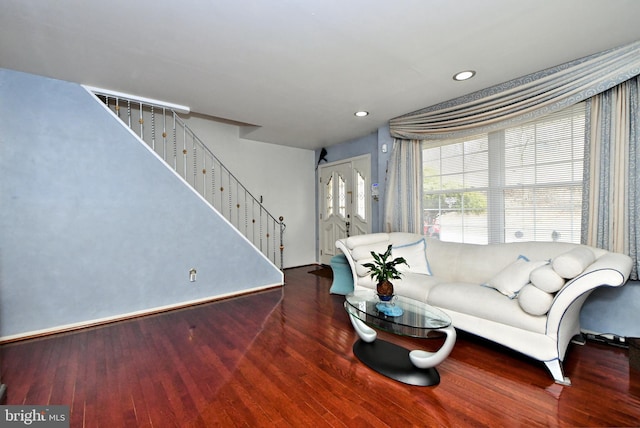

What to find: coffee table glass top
left=344, top=290, right=451, bottom=338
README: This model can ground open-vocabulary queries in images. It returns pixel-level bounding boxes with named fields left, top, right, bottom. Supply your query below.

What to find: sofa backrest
left=341, top=233, right=423, bottom=280
left=425, top=238, right=607, bottom=283
left=339, top=232, right=608, bottom=284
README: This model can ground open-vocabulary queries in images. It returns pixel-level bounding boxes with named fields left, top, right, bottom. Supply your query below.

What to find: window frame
left=422, top=102, right=585, bottom=244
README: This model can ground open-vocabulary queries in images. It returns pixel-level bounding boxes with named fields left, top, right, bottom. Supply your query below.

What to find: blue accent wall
left=581, top=280, right=640, bottom=338
left=0, top=69, right=283, bottom=339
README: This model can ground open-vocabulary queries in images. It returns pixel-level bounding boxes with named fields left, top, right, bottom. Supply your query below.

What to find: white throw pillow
left=530, top=264, right=565, bottom=293
left=353, top=243, right=391, bottom=278
left=392, top=238, right=432, bottom=275
left=518, top=283, right=555, bottom=316
left=552, top=247, right=596, bottom=279
left=483, top=256, right=546, bottom=299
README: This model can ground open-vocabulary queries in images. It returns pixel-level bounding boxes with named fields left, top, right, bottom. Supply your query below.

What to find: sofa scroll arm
left=335, top=239, right=359, bottom=291
left=546, top=252, right=632, bottom=337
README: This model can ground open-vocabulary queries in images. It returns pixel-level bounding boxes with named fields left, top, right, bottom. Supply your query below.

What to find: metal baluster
left=172, top=113, right=177, bottom=170
left=127, top=100, right=132, bottom=128
left=182, top=126, right=187, bottom=180
left=202, top=155, right=207, bottom=200
left=228, top=171, right=232, bottom=221
left=279, top=216, right=285, bottom=270
left=220, top=166, right=225, bottom=216
left=193, top=134, right=197, bottom=187
left=211, top=160, right=216, bottom=210
left=244, top=192, right=248, bottom=237
left=259, top=208, right=263, bottom=252
left=270, top=220, right=275, bottom=263
left=252, top=200, right=256, bottom=245
left=150, top=106, right=155, bottom=151
left=162, top=108, right=167, bottom=162
left=139, top=102, right=144, bottom=141
left=236, top=181, right=240, bottom=229
left=266, top=217, right=270, bottom=259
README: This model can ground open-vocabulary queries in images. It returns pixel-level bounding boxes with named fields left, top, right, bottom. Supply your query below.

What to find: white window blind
left=422, top=102, right=585, bottom=244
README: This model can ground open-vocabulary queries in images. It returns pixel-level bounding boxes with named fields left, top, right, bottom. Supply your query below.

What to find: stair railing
left=91, top=91, right=285, bottom=269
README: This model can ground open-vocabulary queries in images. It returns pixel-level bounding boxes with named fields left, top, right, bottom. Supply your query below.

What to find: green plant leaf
left=362, top=244, right=408, bottom=283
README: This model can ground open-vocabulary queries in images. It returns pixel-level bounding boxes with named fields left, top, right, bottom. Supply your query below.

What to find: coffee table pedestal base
left=353, top=339, right=440, bottom=386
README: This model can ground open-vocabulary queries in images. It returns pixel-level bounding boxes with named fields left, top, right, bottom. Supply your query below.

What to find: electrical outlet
left=189, top=268, right=197, bottom=282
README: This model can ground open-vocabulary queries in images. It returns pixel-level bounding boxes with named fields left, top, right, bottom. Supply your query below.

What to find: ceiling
left=2, top=1, right=640, bottom=150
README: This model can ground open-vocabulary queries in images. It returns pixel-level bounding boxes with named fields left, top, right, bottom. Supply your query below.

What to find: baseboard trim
left=0, top=282, right=282, bottom=344
left=285, top=263, right=323, bottom=270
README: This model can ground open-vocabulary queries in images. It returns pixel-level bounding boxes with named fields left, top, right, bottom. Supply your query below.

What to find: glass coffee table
left=344, top=290, right=456, bottom=386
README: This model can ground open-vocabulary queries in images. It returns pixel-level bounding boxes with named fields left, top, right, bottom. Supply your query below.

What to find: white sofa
left=336, top=232, right=633, bottom=385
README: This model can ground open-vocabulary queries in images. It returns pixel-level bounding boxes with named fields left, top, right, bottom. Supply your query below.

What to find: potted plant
left=362, top=244, right=408, bottom=301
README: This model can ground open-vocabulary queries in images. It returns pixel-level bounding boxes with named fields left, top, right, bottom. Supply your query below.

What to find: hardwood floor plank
left=2, top=266, right=640, bottom=426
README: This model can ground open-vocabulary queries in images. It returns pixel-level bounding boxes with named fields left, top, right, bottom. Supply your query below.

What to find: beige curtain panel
left=582, top=76, right=640, bottom=279
left=383, top=139, right=423, bottom=234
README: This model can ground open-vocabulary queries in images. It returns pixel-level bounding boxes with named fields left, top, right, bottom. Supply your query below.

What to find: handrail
left=91, top=91, right=285, bottom=269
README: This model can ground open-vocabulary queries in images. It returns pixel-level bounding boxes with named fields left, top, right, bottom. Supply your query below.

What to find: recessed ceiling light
left=453, top=70, right=476, bottom=81
left=354, top=111, right=369, bottom=117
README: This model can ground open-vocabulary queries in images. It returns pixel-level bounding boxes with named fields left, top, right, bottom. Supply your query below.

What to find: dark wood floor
left=2, top=265, right=640, bottom=427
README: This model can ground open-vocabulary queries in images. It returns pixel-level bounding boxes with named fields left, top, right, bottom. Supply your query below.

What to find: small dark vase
left=377, top=280, right=394, bottom=301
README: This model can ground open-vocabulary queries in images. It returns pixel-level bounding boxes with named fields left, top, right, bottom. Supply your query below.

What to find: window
left=338, top=173, right=346, bottom=218
left=356, top=170, right=366, bottom=220
left=422, top=103, right=585, bottom=244
left=325, top=176, right=333, bottom=218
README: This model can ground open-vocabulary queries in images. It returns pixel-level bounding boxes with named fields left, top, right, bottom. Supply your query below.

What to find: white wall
left=183, top=115, right=316, bottom=268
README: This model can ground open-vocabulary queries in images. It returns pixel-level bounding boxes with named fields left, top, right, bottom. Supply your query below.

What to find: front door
left=318, top=154, right=372, bottom=265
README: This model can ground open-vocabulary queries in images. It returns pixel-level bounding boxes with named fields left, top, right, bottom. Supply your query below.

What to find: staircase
left=89, top=90, right=286, bottom=269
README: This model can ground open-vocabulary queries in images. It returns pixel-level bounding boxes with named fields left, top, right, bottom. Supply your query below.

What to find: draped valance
left=390, top=40, right=640, bottom=141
